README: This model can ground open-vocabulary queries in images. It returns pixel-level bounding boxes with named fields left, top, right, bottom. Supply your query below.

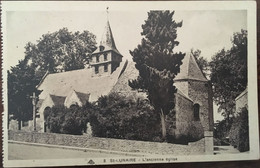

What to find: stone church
left=35, top=19, right=214, bottom=143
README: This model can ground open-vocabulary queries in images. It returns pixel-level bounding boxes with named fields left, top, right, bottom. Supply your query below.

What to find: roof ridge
left=36, top=70, right=49, bottom=89
left=47, top=68, right=88, bottom=76
left=189, top=52, right=208, bottom=81
left=186, top=53, right=191, bottom=78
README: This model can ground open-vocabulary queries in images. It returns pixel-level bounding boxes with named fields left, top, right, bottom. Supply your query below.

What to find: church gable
left=50, top=95, right=66, bottom=106
left=64, top=90, right=82, bottom=107
left=38, top=94, right=66, bottom=114
left=64, top=90, right=90, bottom=108
left=75, top=91, right=90, bottom=105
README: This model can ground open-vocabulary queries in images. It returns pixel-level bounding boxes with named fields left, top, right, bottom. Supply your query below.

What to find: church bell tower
left=90, top=9, right=123, bottom=77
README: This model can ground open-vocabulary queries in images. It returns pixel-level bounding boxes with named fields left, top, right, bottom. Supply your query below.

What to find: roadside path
left=8, top=141, right=145, bottom=160
left=214, top=145, right=240, bottom=155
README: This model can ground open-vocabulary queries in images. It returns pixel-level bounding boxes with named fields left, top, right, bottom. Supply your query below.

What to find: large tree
left=8, top=28, right=97, bottom=126
left=25, top=28, right=96, bottom=76
left=8, top=59, right=41, bottom=129
left=129, top=11, right=185, bottom=140
left=210, top=29, right=247, bottom=120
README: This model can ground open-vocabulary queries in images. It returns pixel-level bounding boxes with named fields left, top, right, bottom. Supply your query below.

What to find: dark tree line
left=210, top=29, right=247, bottom=120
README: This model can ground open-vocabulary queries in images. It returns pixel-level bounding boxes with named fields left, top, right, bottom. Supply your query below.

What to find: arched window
left=194, top=104, right=200, bottom=121
left=99, top=46, right=104, bottom=51
left=70, top=104, right=79, bottom=110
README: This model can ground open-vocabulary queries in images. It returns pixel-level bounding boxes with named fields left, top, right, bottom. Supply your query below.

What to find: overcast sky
left=6, top=10, right=246, bottom=69
left=6, top=9, right=246, bottom=122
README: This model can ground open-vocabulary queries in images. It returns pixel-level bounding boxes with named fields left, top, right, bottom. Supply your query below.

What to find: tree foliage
left=229, top=107, right=249, bottom=152
left=45, top=105, right=89, bottom=135
left=8, top=28, right=97, bottom=125
left=214, top=106, right=249, bottom=152
left=25, top=28, right=96, bottom=75
left=44, top=93, right=161, bottom=140
left=89, top=93, right=161, bottom=141
left=129, top=11, right=185, bottom=140
left=8, top=60, right=41, bottom=128
left=209, top=29, right=247, bottom=119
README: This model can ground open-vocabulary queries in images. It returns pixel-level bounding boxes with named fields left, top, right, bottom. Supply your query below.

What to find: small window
left=99, top=46, right=104, bottom=51
left=96, top=55, right=100, bottom=62
left=104, top=64, right=108, bottom=72
left=22, top=121, right=29, bottom=127
left=104, top=53, right=108, bottom=61
left=95, top=66, right=99, bottom=74
left=194, top=104, right=200, bottom=121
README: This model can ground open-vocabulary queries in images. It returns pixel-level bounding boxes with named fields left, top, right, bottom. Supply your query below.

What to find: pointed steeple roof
left=100, top=21, right=116, bottom=50
left=174, top=52, right=208, bottom=82
left=93, top=20, right=122, bottom=56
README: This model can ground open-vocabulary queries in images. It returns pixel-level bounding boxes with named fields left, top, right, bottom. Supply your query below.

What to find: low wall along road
left=9, top=130, right=205, bottom=155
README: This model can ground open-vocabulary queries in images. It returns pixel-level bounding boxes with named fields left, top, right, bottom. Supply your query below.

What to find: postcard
left=1, top=1, right=259, bottom=167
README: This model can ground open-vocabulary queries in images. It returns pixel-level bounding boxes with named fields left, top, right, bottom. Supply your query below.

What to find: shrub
left=229, top=107, right=249, bottom=152
left=45, top=105, right=89, bottom=135
left=89, top=93, right=161, bottom=141
left=214, top=117, right=233, bottom=140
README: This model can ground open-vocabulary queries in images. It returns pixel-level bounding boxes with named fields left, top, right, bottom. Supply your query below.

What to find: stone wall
left=188, top=80, right=213, bottom=131
left=175, top=92, right=204, bottom=140
left=8, top=130, right=205, bottom=155
left=174, top=81, right=189, bottom=97
left=175, top=92, right=193, bottom=138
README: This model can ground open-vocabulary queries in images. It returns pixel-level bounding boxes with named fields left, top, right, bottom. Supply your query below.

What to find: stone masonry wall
left=188, top=80, right=213, bottom=131
left=175, top=93, right=204, bottom=140
left=9, top=130, right=205, bottom=155
left=174, top=81, right=189, bottom=97
left=175, top=92, right=193, bottom=138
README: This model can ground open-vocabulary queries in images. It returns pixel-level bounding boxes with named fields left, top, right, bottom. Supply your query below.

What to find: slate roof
left=49, top=95, right=66, bottom=106
left=37, top=61, right=128, bottom=102
left=111, top=61, right=138, bottom=93
left=75, top=91, right=90, bottom=104
left=112, top=61, right=193, bottom=102
left=92, top=21, right=122, bottom=56
left=176, top=89, right=193, bottom=102
left=174, top=52, right=208, bottom=82
left=38, top=53, right=206, bottom=105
